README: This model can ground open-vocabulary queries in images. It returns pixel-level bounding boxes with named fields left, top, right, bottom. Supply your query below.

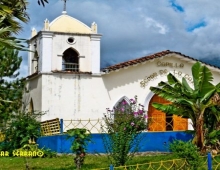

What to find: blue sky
left=18, top=0, right=220, bottom=77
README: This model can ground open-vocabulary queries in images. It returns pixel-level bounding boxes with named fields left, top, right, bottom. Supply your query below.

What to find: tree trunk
left=195, top=116, right=204, bottom=151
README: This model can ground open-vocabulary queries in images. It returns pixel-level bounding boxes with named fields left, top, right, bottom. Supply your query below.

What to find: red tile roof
left=102, top=50, right=200, bottom=72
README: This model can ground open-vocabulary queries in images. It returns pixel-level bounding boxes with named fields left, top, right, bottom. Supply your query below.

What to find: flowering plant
left=102, top=96, right=148, bottom=166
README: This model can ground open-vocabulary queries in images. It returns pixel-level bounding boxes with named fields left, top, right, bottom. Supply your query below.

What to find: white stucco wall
left=26, top=53, right=220, bottom=132
left=40, top=73, right=109, bottom=121
left=25, top=76, right=42, bottom=112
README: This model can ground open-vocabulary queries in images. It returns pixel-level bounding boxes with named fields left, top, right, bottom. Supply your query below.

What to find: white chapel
left=25, top=7, right=220, bottom=132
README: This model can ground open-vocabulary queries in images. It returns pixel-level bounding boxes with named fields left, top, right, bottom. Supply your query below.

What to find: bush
left=169, top=140, right=201, bottom=169
left=102, top=96, right=148, bottom=166
left=1, top=111, right=43, bottom=154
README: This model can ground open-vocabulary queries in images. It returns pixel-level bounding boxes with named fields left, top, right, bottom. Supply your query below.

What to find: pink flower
left=129, top=99, right=136, bottom=104
left=133, top=112, right=138, bottom=115
left=121, top=108, right=125, bottom=112
left=124, top=127, right=126, bottom=130
left=131, top=122, right=135, bottom=126
left=122, top=101, right=127, bottom=105
left=138, top=110, right=143, bottom=115
left=144, top=115, right=148, bottom=119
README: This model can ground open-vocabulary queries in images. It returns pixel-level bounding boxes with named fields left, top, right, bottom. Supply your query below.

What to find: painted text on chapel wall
left=140, top=62, right=193, bottom=88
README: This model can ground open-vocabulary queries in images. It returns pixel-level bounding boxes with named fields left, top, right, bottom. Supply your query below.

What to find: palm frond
left=38, top=0, right=48, bottom=6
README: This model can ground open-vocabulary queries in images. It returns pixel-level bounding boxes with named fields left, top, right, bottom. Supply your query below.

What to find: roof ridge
left=102, top=50, right=220, bottom=72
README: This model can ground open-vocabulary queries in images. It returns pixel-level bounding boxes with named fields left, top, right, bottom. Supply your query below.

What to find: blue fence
left=37, top=131, right=193, bottom=153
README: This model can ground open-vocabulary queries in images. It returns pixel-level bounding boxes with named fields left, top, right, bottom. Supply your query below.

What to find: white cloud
left=144, top=17, right=169, bottom=34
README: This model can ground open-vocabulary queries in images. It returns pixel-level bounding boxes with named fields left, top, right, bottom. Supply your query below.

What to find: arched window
left=148, top=94, right=188, bottom=131
left=114, top=96, right=130, bottom=111
left=62, top=48, right=79, bottom=71
left=112, top=97, right=131, bottom=121
left=29, top=98, right=34, bottom=114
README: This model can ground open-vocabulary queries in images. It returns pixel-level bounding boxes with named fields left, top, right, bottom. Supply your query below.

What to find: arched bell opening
left=62, top=48, right=79, bottom=71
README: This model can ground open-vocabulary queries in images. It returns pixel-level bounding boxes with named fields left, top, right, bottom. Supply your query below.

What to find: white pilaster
left=28, top=43, right=32, bottom=75
left=40, top=32, right=53, bottom=73
left=91, top=34, right=102, bottom=74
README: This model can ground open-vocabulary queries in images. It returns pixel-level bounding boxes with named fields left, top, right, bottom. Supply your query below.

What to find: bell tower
left=28, top=6, right=102, bottom=76
left=25, top=4, right=102, bottom=121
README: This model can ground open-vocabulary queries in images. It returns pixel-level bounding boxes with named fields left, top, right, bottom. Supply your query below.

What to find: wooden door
left=148, top=95, right=166, bottom=131
left=173, top=115, right=188, bottom=131
left=148, top=95, right=188, bottom=131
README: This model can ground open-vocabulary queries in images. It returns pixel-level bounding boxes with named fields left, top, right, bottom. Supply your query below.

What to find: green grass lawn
left=0, top=153, right=219, bottom=170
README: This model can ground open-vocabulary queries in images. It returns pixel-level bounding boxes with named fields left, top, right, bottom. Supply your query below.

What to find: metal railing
left=62, top=62, right=79, bottom=72
left=93, top=154, right=214, bottom=170
left=63, top=119, right=104, bottom=133
left=39, top=116, right=189, bottom=136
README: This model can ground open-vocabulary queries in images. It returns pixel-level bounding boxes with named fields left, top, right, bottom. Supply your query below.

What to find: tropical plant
left=102, top=96, right=148, bottom=166
left=0, top=0, right=48, bottom=50
left=150, top=62, right=220, bottom=151
left=13, top=142, right=45, bottom=170
left=67, top=128, right=92, bottom=170
left=0, top=0, right=29, bottom=34
left=204, top=107, right=220, bottom=151
left=0, top=0, right=29, bottom=49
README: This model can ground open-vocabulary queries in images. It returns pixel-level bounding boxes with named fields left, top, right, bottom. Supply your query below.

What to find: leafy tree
left=0, top=47, right=24, bottom=127
left=0, top=0, right=29, bottom=34
left=0, top=0, right=48, bottom=49
left=0, top=0, right=48, bottom=124
left=150, top=62, right=220, bottom=151
left=0, top=0, right=48, bottom=143
left=0, top=0, right=29, bottom=49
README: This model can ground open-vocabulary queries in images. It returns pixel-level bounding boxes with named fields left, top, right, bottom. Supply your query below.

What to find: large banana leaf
left=150, top=86, right=179, bottom=103
left=151, top=103, right=193, bottom=118
left=181, top=77, right=194, bottom=97
left=192, top=62, right=215, bottom=98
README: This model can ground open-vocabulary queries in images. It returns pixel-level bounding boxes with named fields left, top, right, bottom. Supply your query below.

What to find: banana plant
left=150, top=62, right=220, bottom=150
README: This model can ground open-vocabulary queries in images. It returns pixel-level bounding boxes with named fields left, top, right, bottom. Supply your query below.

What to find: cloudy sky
left=18, top=0, right=220, bottom=77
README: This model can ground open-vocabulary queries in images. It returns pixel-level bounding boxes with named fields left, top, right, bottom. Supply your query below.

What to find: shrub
left=169, top=140, right=201, bottom=169
left=1, top=111, right=43, bottom=155
left=67, top=128, right=91, bottom=170
left=102, top=96, right=148, bottom=166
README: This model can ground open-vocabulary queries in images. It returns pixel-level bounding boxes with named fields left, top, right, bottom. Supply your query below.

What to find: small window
left=113, top=97, right=130, bottom=120
left=29, top=99, right=34, bottom=114
left=67, top=37, right=76, bottom=44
